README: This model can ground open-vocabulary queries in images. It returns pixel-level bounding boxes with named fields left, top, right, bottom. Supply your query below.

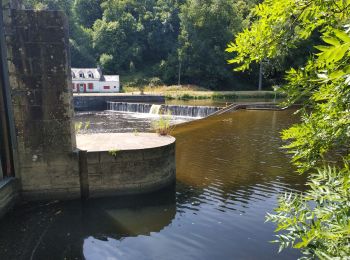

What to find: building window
left=103, top=86, right=110, bottom=89
left=79, top=71, right=85, bottom=78
left=87, top=71, right=94, bottom=78
left=88, top=83, right=94, bottom=90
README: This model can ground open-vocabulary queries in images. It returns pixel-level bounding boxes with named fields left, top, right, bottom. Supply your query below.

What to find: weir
left=107, top=102, right=221, bottom=118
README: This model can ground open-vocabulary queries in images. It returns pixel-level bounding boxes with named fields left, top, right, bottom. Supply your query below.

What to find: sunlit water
left=0, top=109, right=306, bottom=260
left=74, top=111, right=194, bottom=134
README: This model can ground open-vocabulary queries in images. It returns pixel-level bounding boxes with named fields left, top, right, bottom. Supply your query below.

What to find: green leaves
left=227, top=0, right=350, bottom=259
left=267, top=165, right=350, bottom=259
left=177, top=0, right=260, bottom=88
left=317, top=30, right=350, bottom=63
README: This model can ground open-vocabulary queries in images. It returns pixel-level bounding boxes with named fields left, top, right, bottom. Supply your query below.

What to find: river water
left=0, top=109, right=306, bottom=260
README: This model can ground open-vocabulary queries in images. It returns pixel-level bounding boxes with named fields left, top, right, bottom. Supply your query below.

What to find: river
left=0, top=108, right=306, bottom=260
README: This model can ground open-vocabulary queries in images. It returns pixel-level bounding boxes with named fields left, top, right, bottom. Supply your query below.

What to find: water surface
left=0, top=109, right=306, bottom=260
left=74, top=111, right=193, bottom=134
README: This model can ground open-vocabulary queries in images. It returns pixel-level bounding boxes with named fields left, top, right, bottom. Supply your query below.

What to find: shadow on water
left=0, top=109, right=307, bottom=260
left=0, top=186, right=176, bottom=259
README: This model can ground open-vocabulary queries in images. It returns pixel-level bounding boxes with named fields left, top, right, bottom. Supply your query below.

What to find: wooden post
left=78, top=150, right=89, bottom=200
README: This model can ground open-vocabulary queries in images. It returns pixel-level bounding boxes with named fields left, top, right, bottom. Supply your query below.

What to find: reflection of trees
left=0, top=187, right=177, bottom=259
left=173, top=109, right=307, bottom=213
left=0, top=110, right=309, bottom=259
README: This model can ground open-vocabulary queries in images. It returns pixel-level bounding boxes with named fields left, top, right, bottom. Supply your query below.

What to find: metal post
left=258, top=61, right=263, bottom=91
left=0, top=1, right=17, bottom=178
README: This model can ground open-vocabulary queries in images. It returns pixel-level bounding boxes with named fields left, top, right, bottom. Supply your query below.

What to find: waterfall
left=149, top=105, right=162, bottom=115
left=107, top=102, right=153, bottom=113
left=162, top=105, right=220, bottom=118
left=107, top=102, right=221, bottom=118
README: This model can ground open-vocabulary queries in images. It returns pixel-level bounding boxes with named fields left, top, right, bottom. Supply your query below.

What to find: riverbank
left=123, top=85, right=285, bottom=101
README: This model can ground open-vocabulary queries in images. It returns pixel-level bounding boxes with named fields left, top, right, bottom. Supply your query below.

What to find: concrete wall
left=85, top=142, right=176, bottom=197
left=4, top=8, right=80, bottom=199
left=0, top=178, right=19, bottom=218
left=74, top=94, right=165, bottom=111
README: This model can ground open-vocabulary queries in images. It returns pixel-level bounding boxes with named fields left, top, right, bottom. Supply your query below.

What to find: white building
left=71, top=68, right=120, bottom=93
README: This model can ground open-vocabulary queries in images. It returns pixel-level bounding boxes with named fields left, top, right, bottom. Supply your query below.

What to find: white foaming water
left=149, top=104, right=162, bottom=115
left=107, top=101, right=221, bottom=118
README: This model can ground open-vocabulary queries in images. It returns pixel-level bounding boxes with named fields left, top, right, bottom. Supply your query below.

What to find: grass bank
left=123, top=85, right=285, bottom=101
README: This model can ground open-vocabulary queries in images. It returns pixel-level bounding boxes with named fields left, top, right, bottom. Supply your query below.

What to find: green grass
left=120, top=72, right=286, bottom=101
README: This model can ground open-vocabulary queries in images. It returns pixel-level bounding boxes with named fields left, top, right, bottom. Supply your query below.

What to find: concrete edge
left=0, top=178, right=20, bottom=218
left=20, top=188, right=81, bottom=201
left=80, top=136, right=176, bottom=153
left=89, top=174, right=176, bottom=198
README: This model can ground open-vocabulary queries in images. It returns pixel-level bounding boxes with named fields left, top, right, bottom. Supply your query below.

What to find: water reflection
left=0, top=109, right=307, bottom=260
left=0, top=188, right=176, bottom=259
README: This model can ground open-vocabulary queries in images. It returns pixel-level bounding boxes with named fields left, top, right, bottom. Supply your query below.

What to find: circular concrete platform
left=76, top=133, right=175, bottom=152
left=75, top=133, right=176, bottom=198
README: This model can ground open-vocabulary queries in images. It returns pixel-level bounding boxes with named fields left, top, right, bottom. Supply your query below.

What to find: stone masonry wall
left=3, top=7, right=80, bottom=199
left=86, top=142, right=176, bottom=197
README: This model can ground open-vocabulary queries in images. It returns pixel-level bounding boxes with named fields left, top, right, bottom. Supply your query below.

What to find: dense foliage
left=176, top=0, right=258, bottom=89
left=21, top=0, right=265, bottom=89
left=227, top=0, right=350, bottom=258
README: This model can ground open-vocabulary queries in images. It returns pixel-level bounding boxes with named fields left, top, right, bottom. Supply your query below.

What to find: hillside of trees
left=21, top=0, right=309, bottom=90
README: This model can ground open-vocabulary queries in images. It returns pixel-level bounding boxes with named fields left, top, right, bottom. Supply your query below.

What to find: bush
left=99, top=53, right=114, bottom=73
left=151, top=114, right=174, bottom=136
left=267, top=164, right=350, bottom=258
left=148, top=77, right=163, bottom=87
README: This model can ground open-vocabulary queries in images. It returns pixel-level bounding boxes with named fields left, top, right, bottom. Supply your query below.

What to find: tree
left=22, top=0, right=97, bottom=68
left=92, top=14, right=141, bottom=72
left=22, top=0, right=267, bottom=90
left=22, top=0, right=73, bottom=13
left=177, top=0, right=258, bottom=89
left=73, top=0, right=103, bottom=28
left=92, top=0, right=183, bottom=74
left=227, top=0, right=350, bottom=258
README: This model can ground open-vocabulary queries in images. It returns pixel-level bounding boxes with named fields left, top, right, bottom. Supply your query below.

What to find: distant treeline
left=21, top=0, right=312, bottom=90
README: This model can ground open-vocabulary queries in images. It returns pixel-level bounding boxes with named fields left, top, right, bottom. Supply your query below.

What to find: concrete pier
left=76, top=133, right=176, bottom=197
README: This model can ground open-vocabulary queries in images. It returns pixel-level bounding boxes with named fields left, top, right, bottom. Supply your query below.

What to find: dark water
left=0, top=110, right=306, bottom=260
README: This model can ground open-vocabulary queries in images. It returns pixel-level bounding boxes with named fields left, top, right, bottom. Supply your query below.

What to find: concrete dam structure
left=76, top=133, right=176, bottom=197
left=74, top=94, right=165, bottom=111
